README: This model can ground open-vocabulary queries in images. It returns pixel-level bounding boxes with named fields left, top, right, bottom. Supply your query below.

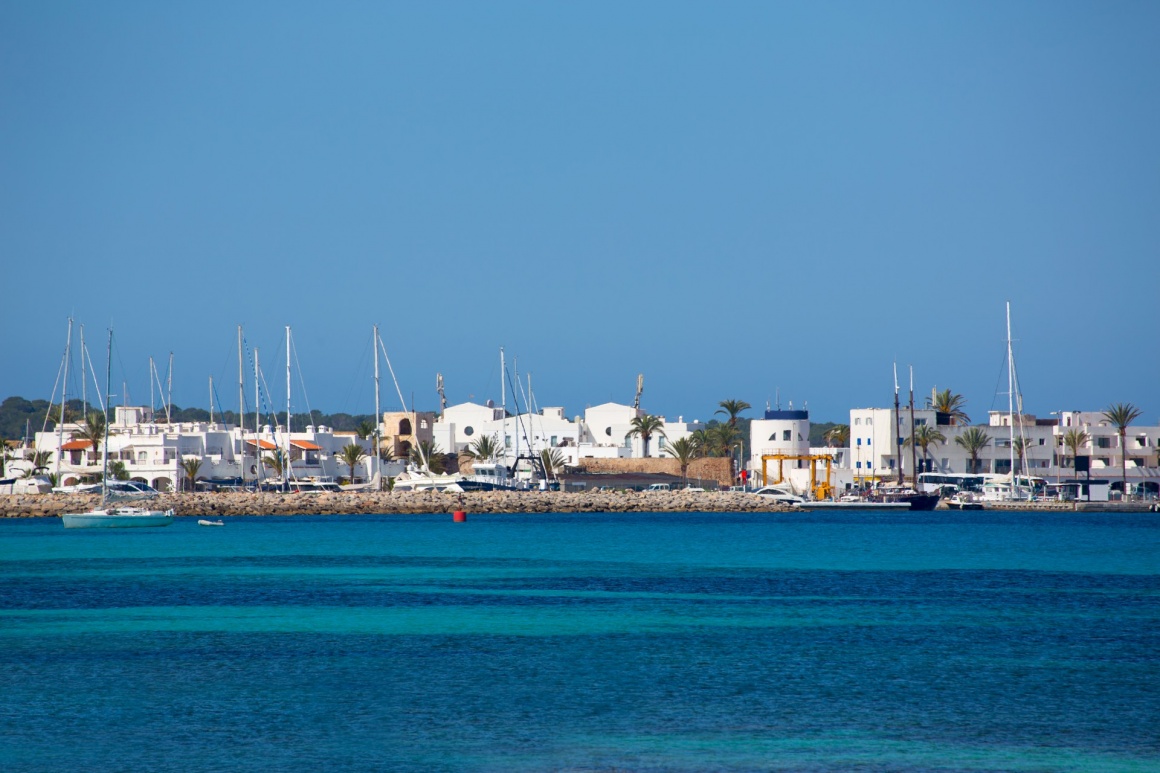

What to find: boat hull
left=62, top=509, right=174, bottom=529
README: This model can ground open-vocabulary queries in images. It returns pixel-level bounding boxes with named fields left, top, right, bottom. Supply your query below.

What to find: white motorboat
left=198, top=519, right=225, bottom=526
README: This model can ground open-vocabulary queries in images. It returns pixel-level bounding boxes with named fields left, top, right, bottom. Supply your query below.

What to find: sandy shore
left=0, top=490, right=796, bottom=518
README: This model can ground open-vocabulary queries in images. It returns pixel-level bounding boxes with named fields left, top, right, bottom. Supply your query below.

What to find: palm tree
left=410, top=439, right=445, bottom=473
left=356, top=420, right=376, bottom=440
left=1062, top=428, right=1090, bottom=472
left=76, top=411, right=107, bottom=461
left=905, top=425, right=947, bottom=473
left=25, top=449, right=51, bottom=472
left=954, top=427, right=991, bottom=474
left=715, top=399, right=752, bottom=428
left=338, top=443, right=368, bottom=484
left=262, top=448, right=286, bottom=479
left=689, top=427, right=712, bottom=456
left=539, top=448, right=567, bottom=480
left=628, top=414, right=666, bottom=457
left=708, top=423, right=741, bottom=459
left=823, top=425, right=850, bottom=447
left=932, top=389, right=970, bottom=426
left=180, top=456, right=203, bottom=492
left=1103, top=402, right=1143, bottom=499
left=460, top=434, right=502, bottom=463
left=664, top=437, right=700, bottom=484
left=1012, top=437, right=1030, bottom=475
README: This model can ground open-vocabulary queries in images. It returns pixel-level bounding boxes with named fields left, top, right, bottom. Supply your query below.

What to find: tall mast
left=209, top=376, right=215, bottom=424
left=166, top=352, right=173, bottom=425
left=56, top=318, right=73, bottom=484
left=909, top=365, right=918, bottom=488
left=101, top=329, right=112, bottom=503
left=893, top=362, right=903, bottom=484
left=513, top=356, right=519, bottom=467
left=1006, top=302, right=1017, bottom=497
left=80, top=324, right=87, bottom=419
left=285, top=325, right=291, bottom=491
left=238, top=325, right=245, bottom=487
left=500, top=347, right=506, bottom=458
left=149, top=357, right=155, bottom=421
left=373, top=325, right=381, bottom=485
left=254, top=347, right=261, bottom=485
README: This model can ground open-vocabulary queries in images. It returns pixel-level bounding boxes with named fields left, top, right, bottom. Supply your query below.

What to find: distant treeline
left=0, top=396, right=375, bottom=441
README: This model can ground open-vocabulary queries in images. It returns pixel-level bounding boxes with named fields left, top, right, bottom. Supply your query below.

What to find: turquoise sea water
left=1, top=510, right=1157, bottom=772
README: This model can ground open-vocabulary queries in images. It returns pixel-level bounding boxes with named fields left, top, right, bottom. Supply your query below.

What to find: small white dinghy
left=197, top=519, right=225, bottom=527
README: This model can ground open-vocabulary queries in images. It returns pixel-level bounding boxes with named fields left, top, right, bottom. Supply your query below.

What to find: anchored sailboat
left=62, top=329, right=175, bottom=528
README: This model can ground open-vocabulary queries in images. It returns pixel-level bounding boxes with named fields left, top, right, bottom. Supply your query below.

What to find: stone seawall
left=575, top=457, right=733, bottom=486
left=0, top=490, right=791, bottom=518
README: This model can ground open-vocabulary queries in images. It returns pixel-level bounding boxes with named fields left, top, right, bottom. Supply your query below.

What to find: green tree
left=108, top=460, right=129, bottom=481
left=1012, top=437, right=1031, bottom=475
left=460, top=434, right=502, bottom=464
left=339, top=443, right=368, bottom=484
left=1062, top=428, right=1090, bottom=471
left=539, top=448, right=567, bottom=480
left=708, top=423, right=741, bottom=458
left=1103, top=402, right=1143, bottom=498
left=76, top=411, right=107, bottom=460
left=410, top=439, right=445, bottom=473
left=262, top=448, right=286, bottom=479
left=823, top=424, right=850, bottom=447
left=356, top=420, right=376, bottom=440
left=628, top=414, right=666, bottom=457
left=663, top=436, right=700, bottom=484
left=954, top=427, right=991, bottom=474
left=715, top=399, right=752, bottom=428
left=906, top=425, right=947, bottom=472
left=180, top=456, right=203, bottom=492
left=25, top=449, right=51, bottom=472
left=933, top=389, right=970, bottom=426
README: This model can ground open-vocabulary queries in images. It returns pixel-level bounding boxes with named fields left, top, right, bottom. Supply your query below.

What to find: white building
left=19, top=406, right=377, bottom=491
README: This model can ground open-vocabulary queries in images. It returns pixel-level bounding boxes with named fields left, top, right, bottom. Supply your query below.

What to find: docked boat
left=63, top=506, right=175, bottom=529
left=198, top=519, right=225, bottom=526
left=61, top=330, right=175, bottom=530
left=797, top=496, right=910, bottom=510
left=865, top=485, right=941, bottom=511
left=946, top=492, right=984, bottom=510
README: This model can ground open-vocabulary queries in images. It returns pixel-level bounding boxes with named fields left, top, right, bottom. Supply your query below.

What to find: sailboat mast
left=80, top=324, right=87, bottom=418
left=209, top=376, right=215, bottom=424
left=238, top=326, right=245, bottom=487
left=254, top=347, right=262, bottom=485
left=909, top=365, right=918, bottom=488
left=893, top=362, right=903, bottom=484
left=500, top=347, right=506, bottom=460
left=285, top=325, right=291, bottom=491
left=373, top=325, right=381, bottom=485
left=102, top=329, right=112, bottom=503
left=56, top=318, right=73, bottom=485
left=166, top=352, right=173, bottom=425
left=149, top=357, right=155, bottom=421
left=1006, top=302, right=1016, bottom=496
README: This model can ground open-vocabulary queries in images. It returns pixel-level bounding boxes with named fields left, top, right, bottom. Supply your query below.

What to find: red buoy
left=453, top=510, right=467, bottom=522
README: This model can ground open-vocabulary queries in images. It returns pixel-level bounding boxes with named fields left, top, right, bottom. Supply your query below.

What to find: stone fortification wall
left=574, top=457, right=733, bottom=486
left=0, top=489, right=788, bottom=518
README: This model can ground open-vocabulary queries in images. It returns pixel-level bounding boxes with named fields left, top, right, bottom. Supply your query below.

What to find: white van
left=647, top=483, right=672, bottom=492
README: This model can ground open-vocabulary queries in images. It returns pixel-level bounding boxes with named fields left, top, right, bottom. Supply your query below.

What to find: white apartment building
left=16, top=406, right=376, bottom=491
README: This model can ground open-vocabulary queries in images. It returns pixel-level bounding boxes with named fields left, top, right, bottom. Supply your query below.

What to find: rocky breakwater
left=0, top=490, right=795, bottom=518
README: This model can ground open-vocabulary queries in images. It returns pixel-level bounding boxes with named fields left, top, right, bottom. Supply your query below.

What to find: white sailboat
left=62, top=330, right=175, bottom=529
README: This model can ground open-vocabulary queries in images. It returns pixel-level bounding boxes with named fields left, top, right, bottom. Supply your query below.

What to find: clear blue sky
left=2, top=2, right=1157, bottom=425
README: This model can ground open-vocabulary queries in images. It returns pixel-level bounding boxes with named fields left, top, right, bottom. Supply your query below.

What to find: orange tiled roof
left=290, top=440, right=322, bottom=450
left=245, top=439, right=278, bottom=450
left=61, top=440, right=93, bottom=450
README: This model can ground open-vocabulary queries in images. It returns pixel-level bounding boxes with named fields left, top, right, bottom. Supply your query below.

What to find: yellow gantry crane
left=760, top=453, right=836, bottom=501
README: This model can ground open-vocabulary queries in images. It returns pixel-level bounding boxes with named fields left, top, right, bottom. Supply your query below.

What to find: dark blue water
left=1, top=511, right=1157, bottom=771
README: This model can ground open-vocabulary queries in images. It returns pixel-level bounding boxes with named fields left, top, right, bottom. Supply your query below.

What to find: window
left=857, top=438, right=862, bottom=446
left=856, top=461, right=862, bottom=469
left=867, top=418, right=873, bottom=426
left=888, top=459, right=895, bottom=469
left=855, top=418, right=862, bottom=426
left=916, top=418, right=927, bottom=426
left=550, top=436, right=557, bottom=446
left=399, top=418, right=412, bottom=435
left=866, top=438, right=871, bottom=446
left=1136, top=436, right=1148, bottom=447
left=783, top=430, right=791, bottom=441
left=464, top=426, right=474, bottom=436
left=1097, top=437, right=1112, bottom=448
left=1038, top=438, right=1045, bottom=445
